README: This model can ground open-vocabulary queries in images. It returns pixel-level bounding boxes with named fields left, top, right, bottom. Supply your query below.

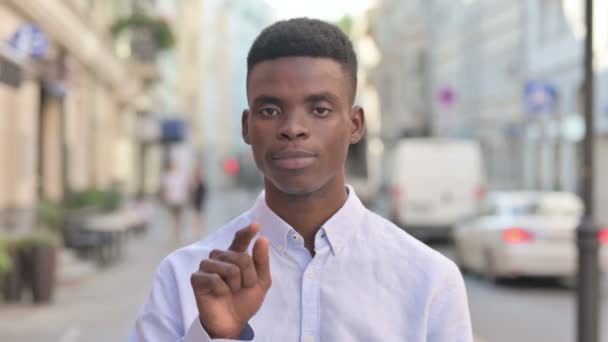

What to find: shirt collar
left=321, top=185, right=366, bottom=255
left=250, top=185, right=366, bottom=256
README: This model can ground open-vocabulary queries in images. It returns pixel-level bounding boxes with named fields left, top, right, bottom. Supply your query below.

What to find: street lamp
left=577, top=0, right=600, bottom=341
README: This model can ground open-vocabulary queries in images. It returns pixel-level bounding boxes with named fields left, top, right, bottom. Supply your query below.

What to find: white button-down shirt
left=131, top=187, right=473, bottom=342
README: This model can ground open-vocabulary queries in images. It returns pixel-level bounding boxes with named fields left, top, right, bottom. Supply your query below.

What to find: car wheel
left=483, top=249, right=500, bottom=284
left=560, top=276, right=577, bottom=290
left=453, top=242, right=469, bottom=273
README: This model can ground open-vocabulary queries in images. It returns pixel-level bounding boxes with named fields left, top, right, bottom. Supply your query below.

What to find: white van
left=389, top=138, right=486, bottom=240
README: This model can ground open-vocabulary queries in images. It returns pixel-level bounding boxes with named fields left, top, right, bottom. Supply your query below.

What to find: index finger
left=228, top=223, right=260, bottom=253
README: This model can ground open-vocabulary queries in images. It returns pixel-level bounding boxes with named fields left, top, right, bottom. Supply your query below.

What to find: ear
left=349, top=106, right=365, bottom=144
left=242, top=109, right=251, bottom=145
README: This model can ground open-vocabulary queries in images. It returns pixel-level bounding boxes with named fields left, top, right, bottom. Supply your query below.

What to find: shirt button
left=305, top=336, right=315, bottom=342
left=306, top=270, right=315, bottom=279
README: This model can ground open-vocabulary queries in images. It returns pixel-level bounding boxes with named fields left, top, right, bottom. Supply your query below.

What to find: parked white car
left=453, top=191, right=608, bottom=281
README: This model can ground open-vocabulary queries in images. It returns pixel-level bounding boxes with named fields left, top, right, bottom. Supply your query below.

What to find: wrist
left=200, top=317, right=247, bottom=340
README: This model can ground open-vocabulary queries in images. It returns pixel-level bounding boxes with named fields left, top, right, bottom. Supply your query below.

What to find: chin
left=267, top=177, right=324, bottom=197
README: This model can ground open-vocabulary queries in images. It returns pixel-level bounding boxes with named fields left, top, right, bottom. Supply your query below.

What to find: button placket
left=301, top=255, right=322, bottom=342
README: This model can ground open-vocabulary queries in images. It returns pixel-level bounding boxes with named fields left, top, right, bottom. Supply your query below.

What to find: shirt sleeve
left=129, top=258, right=191, bottom=341
left=426, top=262, right=474, bottom=342
left=184, top=319, right=255, bottom=342
left=129, top=258, right=255, bottom=342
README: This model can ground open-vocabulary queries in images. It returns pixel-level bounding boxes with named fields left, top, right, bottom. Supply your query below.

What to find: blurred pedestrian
left=132, top=18, right=473, bottom=342
left=161, top=160, right=188, bottom=245
left=130, top=191, right=151, bottom=234
left=190, top=165, right=207, bottom=238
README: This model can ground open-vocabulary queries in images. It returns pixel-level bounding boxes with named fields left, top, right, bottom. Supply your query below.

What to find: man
left=162, top=160, right=189, bottom=245
left=190, top=165, right=208, bottom=238
left=131, top=18, right=473, bottom=342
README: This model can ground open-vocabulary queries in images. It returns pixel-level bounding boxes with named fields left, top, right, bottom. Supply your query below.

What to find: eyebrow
left=251, top=91, right=341, bottom=107
left=305, top=92, right=340, bottom=104
left=252, top=95, right=284, bottom=107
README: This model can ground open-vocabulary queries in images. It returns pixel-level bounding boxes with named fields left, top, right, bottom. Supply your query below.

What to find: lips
left=271, top=149, right=316, bottom=170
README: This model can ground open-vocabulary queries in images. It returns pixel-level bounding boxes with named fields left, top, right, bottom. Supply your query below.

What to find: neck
left=264, top=179, right=348, bottom=254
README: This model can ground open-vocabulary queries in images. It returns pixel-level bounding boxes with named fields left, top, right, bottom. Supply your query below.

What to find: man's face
left=243, top=57, right=364, bottom=196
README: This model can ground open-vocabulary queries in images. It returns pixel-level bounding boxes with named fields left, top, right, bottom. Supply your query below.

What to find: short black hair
left=247, top=18, right=358, bottom=100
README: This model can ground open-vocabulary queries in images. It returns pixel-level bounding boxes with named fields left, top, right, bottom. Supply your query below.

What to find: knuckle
left=209, top=273, right=223, bottom=286
left=209, top=249, right=222, bottom=259
left=191, top=272, right=206, bottom=287
left=217, top=251, right=231, bottom=263
left=229, top=265, right=241, bottom=277
left=199, top=259, right=212, bottom=270
left=236, top=253, right=251, bottom=266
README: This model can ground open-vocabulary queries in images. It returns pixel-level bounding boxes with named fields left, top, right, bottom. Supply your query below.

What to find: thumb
left=252, top=237, right=271, bottom=288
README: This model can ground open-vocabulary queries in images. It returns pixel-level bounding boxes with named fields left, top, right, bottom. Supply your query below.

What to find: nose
left=277, top=112, right=309, bottom=141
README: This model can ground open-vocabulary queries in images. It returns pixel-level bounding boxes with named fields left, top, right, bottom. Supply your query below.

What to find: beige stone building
left=0, top=0, right=150, bottom=233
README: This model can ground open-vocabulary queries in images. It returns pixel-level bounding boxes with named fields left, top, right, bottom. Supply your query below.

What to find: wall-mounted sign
left=8, top=23, right=49, bottom=59
left=161, top=118, right=187, bottom=143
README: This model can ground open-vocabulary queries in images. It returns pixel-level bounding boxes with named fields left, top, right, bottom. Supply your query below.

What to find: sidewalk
left=0, top=208, right=171, bottom=341
left=0, top=188, right=258, bottom=342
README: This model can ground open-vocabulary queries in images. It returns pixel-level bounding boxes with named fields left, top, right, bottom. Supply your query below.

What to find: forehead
left=247, top=57, right=352, bottom=102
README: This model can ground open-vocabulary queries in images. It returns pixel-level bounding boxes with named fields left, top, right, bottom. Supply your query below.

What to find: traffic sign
left=437, top=86, right=456, bottom=108
left=524, top=81, right=557, bottom=115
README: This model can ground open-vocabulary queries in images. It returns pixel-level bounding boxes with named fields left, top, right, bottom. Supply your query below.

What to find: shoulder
left=358, top=210, right=460, bottom=284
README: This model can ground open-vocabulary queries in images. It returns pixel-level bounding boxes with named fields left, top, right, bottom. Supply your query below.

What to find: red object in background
left=391, top=186, right=404, bottom=220
left=391, top=186, right=403, bottom=202
left=475, top=185, right=486, bottom=201
left=599, top=229, right=608, bottom=245
left=224, top=158, right=240, bottom=176
left=503, top=227, right=534, bottom=244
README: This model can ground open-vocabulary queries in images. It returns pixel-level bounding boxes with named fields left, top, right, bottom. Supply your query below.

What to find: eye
left=258, top=107, right=280, bottom=117
left=312, top=107, right=332, bottom=117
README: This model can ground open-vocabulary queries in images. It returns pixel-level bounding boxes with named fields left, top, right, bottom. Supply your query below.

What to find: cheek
left=324, top=130, right=351, bottom=164
left=250, top=148, right=267, bottom=175
left=248, top=135, right=270, bottom=167
left=249, top=121, right=275, bottom=141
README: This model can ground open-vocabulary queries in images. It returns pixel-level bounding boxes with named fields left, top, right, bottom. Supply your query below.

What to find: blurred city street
left=2, top=0, right=608, bottom=341
left=464, top=271, right=608, bottom=342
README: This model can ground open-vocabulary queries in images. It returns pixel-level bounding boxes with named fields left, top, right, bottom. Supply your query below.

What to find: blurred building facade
left=433, top=0, right=527, bottom=190
left=369, top=0, right=526, bottom=190
left=126, top=0, right=274, bottom=190
left=370, top=0, right=608, bottom=224
left=524, top=0, right=608, bottom=224
left=348, top=13, right=385, bottom=201
left=368, top=0, right=432, bottom=144
left=0, top=0, right=158, bottom=233
left=197, top=0, right=274, bottom=188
